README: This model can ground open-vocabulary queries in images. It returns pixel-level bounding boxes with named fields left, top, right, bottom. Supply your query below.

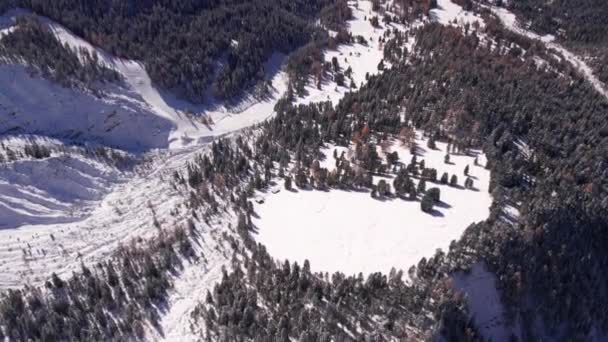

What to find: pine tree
left=421, top=193, right=434, bottom=213
left=450, top=174, right=458, bottom=187
left=417, top=179, right=426, bottom=193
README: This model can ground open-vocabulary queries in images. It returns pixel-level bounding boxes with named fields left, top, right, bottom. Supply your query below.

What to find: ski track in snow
left=491, top=6, right=608, bottom=99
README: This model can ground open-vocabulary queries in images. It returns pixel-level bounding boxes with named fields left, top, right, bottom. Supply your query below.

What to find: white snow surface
left=431, top=0, right=484, bottom=27
left=491, top=6, right=608, bottom=99
left=254, top=132, right=492, bottom=276
left=452, top=262, right=522, bottom=341
left=295, top=0, right=406, bottom=105
left=0, top=137, right=130, bottom=228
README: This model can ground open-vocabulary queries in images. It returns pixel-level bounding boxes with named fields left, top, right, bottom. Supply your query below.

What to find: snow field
left=254, top=131, right=492, bottom=276
left=431, top=0, right=484, bottom=27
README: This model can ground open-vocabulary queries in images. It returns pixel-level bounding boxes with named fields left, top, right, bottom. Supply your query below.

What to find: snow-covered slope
left=253, top=132, right=491, bottom=276
left=0, top=10, right=288, bottom=151
left=295, top=0, right=406, bottom=105
left=0, top=64, right=174, bottom=150
left=431, top=0, right=484, bottom=26
left=0, top=136, right=132, bottom=228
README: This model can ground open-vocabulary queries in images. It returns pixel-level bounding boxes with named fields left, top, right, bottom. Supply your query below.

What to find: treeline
left=1, top=0, right=343, bottom=102
left=192, top=241, right=477, bottom=341
left=0, top=16, right=120, bottom=87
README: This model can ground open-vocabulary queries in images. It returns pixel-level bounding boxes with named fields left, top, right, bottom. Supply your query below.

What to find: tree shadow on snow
left=427, top=209, right=444, bottom=217
left=435, top=201, right=452, bottom=209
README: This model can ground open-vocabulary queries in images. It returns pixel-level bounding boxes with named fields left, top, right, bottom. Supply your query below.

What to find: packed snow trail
left=491, top=7, right=608, bottom=99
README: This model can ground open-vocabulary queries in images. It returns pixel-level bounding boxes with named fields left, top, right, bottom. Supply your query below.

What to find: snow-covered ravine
left=0, top=9, right=288, bottom=151
left=491, top=6, right=608, bottom=99
left=253, top=132, right=492, bottom=276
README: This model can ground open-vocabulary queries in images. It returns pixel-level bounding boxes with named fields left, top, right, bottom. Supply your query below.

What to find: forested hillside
left=506, top=0, right=608, bottom=89
left=195, top=18, right=608, bottom=340
left=0, top=15, right=120, bottom=88
left=0, top=0, right=343, bottom=102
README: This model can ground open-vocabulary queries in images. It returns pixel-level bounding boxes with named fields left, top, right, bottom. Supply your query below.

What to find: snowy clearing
left=431, top=0, right=484, bottom=27
left=254, top=132, right=491, bottom=276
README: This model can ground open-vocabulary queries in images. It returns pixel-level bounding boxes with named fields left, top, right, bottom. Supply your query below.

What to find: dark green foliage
left=0, top=16, right=120, bottom=87
left=420, top=192, right=434, bottom=213
left=192, top=243, right=473, bottom=340
left=427, top=187, right=440, bottom=203
left=10, top=0, right=337, bottom=101
left=284, top=176, right=292, bottom=190
left=0, top=226, right=196, bottom=340
left=417, top=179, right=426, bottom=193
left=509, top=0, right=608, bottom=84
left=449, top=175, right=458, bottom=187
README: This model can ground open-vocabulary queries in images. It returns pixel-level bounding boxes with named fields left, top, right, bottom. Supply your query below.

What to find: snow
left=452, top=262, right=522, bottom=341
left=294, top=0, right=406, bottom=106
left=0, top=64, right=174, bottom=150
left=254, top=132, right=492, bottom=276
left=0, top=146, right=129, bottom=228
left=491, top=6, right=608, bottom=99
left=0, top=10, right=288, bottom=151
left=154, top=218, right=233, bottom=341
left=431, top=0, right=484, bottom=27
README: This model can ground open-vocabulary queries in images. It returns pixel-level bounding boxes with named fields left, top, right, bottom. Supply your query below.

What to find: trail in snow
left=491, top=6, right=608, bottom=99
